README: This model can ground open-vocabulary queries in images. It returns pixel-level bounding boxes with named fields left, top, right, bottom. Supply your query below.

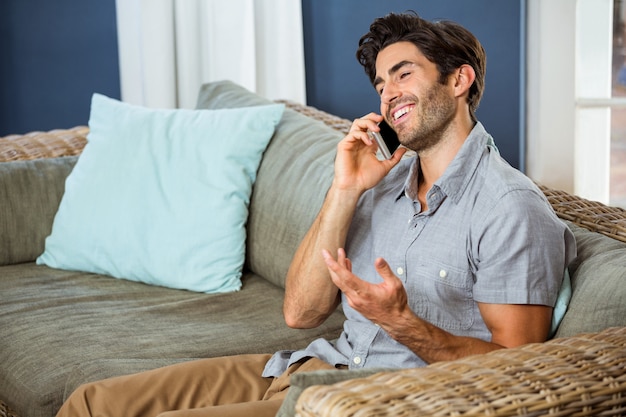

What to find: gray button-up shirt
left=263, top=122, right=576, bottom=377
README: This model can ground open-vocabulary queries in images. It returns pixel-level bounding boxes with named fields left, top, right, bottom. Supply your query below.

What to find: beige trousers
left=56, top=354, right=336, bottom=417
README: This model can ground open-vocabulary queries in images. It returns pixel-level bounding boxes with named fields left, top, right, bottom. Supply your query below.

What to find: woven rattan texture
left=277, top=100, right=354, bottom=134
left=296, top=326, right=626, bottom=417
left=0, top=400, right=18, bottom=417
left=540, top=185, right=626, bottom=243
left=0, top=126, right=88, bottom=162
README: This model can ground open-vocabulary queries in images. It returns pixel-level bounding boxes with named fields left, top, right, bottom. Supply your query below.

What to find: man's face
left=374, top=41, right=456, bottom=154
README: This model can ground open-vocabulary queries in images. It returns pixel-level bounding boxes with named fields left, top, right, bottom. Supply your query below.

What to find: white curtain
left=115, top=0, right=307, bottom=109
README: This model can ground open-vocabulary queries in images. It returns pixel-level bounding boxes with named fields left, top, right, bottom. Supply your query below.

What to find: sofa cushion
left=37, top=94, right=284, bottom=293
left=196, top=81, right=343, bottom=289
left=554, top=222, right=626, bottom=338
left=0, top=264, right=345, bottom=417
left=0, top=157, right=76, bottom=266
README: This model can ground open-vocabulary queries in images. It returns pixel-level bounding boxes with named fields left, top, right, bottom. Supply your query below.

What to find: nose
left=380, top=80, right=401, bottom=106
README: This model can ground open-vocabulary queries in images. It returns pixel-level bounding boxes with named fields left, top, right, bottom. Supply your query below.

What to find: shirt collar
left=396, top=122, right=497, bottom=204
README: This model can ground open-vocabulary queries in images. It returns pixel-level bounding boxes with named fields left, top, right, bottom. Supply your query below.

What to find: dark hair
left=356, top=12, right=486, bottom=119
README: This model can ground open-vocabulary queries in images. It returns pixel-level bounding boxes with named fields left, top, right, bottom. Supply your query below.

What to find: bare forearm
left=382, top=302, right=552, bottom=363
left=382, top=311, right=504, bottom=364
left=283, top=185, right=361, bottom=328
left=284, top=114, right=406, bottom=328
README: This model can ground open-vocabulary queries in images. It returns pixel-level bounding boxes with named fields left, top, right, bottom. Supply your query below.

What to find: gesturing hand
left=321, top=248, right=410, bottom=329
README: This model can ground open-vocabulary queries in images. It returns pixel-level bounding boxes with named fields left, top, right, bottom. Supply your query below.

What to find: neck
left=417, top=115, right=474, bottom=192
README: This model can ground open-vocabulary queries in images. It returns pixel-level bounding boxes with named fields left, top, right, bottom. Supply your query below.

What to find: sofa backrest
left=196, top=81, right=342, bottom=289
left=0, top=156, right=76, bottom=265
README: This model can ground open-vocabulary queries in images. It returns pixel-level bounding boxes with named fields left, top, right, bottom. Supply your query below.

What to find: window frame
left=527, top=0, right=615, bottom=204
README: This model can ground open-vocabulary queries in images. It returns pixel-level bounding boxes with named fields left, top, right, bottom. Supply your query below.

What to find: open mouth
left=392, top=105, right=415, bottom=123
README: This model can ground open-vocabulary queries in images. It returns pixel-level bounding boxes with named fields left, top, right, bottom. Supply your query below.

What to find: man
left=57, top=12, right=576, bottom=417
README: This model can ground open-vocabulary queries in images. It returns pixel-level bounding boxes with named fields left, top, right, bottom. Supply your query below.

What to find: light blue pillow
left=37, top=93, right=284, bottom=293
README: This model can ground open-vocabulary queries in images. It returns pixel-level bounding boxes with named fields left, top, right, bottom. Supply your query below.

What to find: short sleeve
left=471, top=188, right=576, bottom=306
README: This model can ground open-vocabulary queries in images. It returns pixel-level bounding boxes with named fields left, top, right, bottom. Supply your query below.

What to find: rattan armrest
left=539, top=185, right=626, bottom=243
left=0, top=126, right=88, bottom=162
left=0, top=399, right=18, bottom=417
left=295, top=326, right=626, bottom=417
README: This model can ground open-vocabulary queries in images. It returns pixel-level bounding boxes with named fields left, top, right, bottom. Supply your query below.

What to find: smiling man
left=282, top=11, right=576, bottom=369
left=56, top=12, right=576, bottom=417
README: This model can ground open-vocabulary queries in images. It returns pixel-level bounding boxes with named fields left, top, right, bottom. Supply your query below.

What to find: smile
left=392, top=105, right=414, bottom=122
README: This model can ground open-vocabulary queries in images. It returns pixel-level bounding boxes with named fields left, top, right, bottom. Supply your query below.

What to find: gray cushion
left=197, top=81, right=342, bottom=289
left=0, top=157, right=76, bottom=266
left=554, top=222, right=626, bottom=338
left=0, top=264, right=345, bottom=417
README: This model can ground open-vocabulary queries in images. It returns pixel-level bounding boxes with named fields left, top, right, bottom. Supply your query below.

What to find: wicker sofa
left=1, top=80, right=625, bottom=417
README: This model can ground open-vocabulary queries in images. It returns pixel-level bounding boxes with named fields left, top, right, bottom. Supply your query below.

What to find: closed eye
left=374, top=61, right=417, bottom=95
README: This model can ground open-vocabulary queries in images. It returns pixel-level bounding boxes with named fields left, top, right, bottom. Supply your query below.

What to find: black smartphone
left=368, top=120, right=400, bottom=159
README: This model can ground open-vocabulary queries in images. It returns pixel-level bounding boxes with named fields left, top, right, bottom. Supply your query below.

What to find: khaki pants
left=56, top=354, right=336, bottom=417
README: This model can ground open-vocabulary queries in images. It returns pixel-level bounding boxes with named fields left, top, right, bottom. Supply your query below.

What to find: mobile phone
left=367, top=120, right=400, bottom=159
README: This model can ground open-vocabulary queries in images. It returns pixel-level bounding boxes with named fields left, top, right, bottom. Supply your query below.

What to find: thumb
left=374, top=257, right=397, bottom=282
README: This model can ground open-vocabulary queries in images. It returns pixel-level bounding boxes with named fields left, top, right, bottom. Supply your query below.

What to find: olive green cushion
left=0, top=157, right=76, bottom=266
left=196, top=81, right=343, bottom=289
left=554, top=222, right=626, bottom=337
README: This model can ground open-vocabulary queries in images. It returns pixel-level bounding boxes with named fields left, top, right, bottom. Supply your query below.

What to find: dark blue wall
left=1, top=1, right=524, bottom=168
left=302, top=0, right=525, bottom=169
left=0, top=0, right=120, bottom=136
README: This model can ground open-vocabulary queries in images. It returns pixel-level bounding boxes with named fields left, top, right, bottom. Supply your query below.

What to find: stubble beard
left=395, top=83, right=456, bottom=155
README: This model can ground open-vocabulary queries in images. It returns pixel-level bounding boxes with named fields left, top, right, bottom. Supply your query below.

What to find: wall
left=0, top=0, right=120, bottom=136
left=1, top=1, right=524, bottom=169
left=302, top=0, right=525, bottom=169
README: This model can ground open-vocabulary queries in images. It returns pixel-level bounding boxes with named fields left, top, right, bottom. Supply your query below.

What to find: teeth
left=393, top=106, right=413, bottom=121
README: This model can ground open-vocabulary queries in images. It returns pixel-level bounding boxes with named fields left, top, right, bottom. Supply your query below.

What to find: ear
left=453, top=64, right=476, bottom=99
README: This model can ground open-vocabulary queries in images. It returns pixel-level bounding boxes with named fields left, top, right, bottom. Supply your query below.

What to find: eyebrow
left=374, top=60, right=414, bottom=87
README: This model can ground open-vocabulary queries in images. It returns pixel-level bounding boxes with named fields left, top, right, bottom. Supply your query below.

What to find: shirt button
left=353, top=356, right=362, bottom=365
left=439, top=269, right=448, bottom=279
left=396, top=267, right=404, bottom=276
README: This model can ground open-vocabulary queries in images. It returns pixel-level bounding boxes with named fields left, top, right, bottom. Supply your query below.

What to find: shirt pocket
left=407, top=262, right=474, bottom=331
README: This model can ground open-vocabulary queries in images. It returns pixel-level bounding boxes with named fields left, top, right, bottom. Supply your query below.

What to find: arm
left=283, top=114, right=406, bottom=329
left=322, top=250, right=553, bottom=363
left=386, top=300, right=552, bottom=363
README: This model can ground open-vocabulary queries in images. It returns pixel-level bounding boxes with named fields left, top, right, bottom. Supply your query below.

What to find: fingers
left=375, top=257, right=404, bottom=283
left=353, top=113, right=384, bottom=131
left=374, top=257, right=396, bottom=283
left=347, top=113, right=408, bottom=165
left=374, top=257, right=406, bottom=299
left=323, top=250, right=393, bottom=298
left=389, top=146, right=408, bottom=163
left=348, top=113, right=384, bottom=146
left=322, top=248, right=359, bottom=294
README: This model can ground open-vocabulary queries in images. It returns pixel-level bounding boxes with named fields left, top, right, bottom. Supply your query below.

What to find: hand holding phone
left=368, top=130, right=392, bottom=159
left=367, top=120, right=400, bottom=160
